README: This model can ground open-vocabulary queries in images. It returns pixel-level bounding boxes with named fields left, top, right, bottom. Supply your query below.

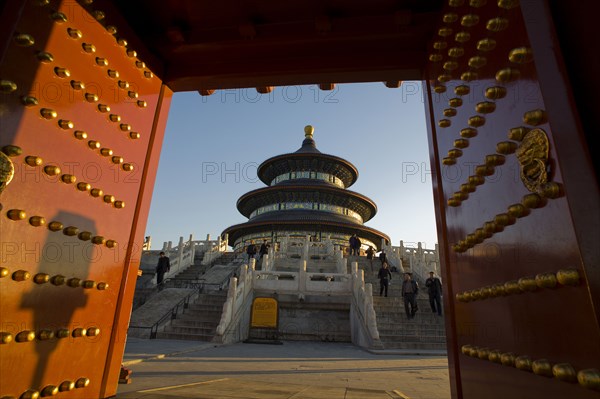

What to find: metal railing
left=129, top=290, right=195, bottom=339
left=129, top=272, right=239, bottom=339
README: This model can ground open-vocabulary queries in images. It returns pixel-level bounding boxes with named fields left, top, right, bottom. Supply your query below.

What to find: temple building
left=222, top=125, right=390, bottom=251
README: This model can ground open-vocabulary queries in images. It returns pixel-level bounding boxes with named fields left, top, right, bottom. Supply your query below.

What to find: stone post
left=189, top=234, right=195, bottom=259
left=299, top=260, right=307, bottom=299
left=167, top=241, right=172, bottom=251
left=435, top=243, right=440, bottom=273
left=365, top=281, right=372, bottom=297
left=178, top=236, right=184, bottom=267
left=302, top=235, right=310, bottom=261
left=228, top=276, right=237, bottom=324
left=281, top=236, right=288, bottom=252
left=337, top=257, right=347, bottom=274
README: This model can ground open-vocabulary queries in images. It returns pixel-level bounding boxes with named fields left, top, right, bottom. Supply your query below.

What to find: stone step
left=277, top=332, right=351, bottom=342
left=191, top=297, right=228, bottom=305
left=163, top=325, right=216, bottom=335
left=378, top=327, right=445, bottom=335
left=372, top=297, right=433, bottom=304
left=196, top=291, right=228, bottom=297
left=379, top=332, right=446, bottom=340
left=381, top=342, right=447, bottom=350
left=186, top=306, right=224, bottom=314
left=377, top=322, right=444, bottom=330
left=377, top=317, right=443, bottom=324
left=174, top=272, right=203, bottom=278
left=185, top=302, right=225, bottom=310
left=373, top=299, right=438, bottom=307
left=188, top=299, right=227, bottom=307
left=380, top=338, right=446, bottom=346
left=377, top=319, right=445, bottom=328
left=279, top=302, right=350, bottom=311
left=374, top=310, right=442, bottom=318
left=176, top=315, right=221, bottom=325
left=171, top=319, right=220, bottom=328
left=155, top=331, right=214, bottom=341
left=178, top=309, right=222, bottom=319
left=377, top=323, right=445, bottom=332
left=195, top=292, right=228, bottom=300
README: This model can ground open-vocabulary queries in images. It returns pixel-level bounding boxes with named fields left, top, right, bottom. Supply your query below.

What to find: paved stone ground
left=117, top=339, right=451, bottom=399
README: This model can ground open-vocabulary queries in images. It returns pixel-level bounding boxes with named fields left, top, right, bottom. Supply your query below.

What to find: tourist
left=378, top=262, right=392, bottom=297
left=259, top=239, right=270, bottom=260
left=379, top=249, right=387, bottom=265
left=155, top=251, right=170, bottom=291
left=426, top=271, right=443, bottom=316
left=401, top=273, right=419, bottom=319
left=366, top=246, right=375, bottom=273
left=354, top=235, right=362, bottom=256
left=246, top=241, right=257, bottom=263
left=348, top=235, right=357, bottom=256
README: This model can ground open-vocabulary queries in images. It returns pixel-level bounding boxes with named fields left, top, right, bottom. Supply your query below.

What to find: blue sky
left=144, top=82, right=438, bottom=250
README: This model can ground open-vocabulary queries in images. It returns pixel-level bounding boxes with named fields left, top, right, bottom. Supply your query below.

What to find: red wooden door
left=425, top=1, right=599, bottom=398
left=0, top=1, right=171, bottom=398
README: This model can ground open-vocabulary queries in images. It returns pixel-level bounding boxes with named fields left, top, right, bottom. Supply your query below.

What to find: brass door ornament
left=0, top=151, right=15, bottom=194
left=515, top=128, right=550, bottom=192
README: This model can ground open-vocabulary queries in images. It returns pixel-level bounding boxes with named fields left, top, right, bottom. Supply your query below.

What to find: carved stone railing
left=273, top=236, right=335, bottom=262
left=140, top=234, right=197, bottom=285
left=201, top=235, right=229, bottom=265
left=214, top=262, right=255, bottom=344
left=379, top=239, right=404, bottom=273
left=260, top=248, right=275, bottom=271
left=349, top=261, right=382, bottom=348
left=335, top=247, right=348, bottom=274
left=252, top=261, right=351, bottom=298
left=140, top=233, right=239, bottom=287
left=212, top=256, right=383, bottom=349
left=196, top=235, right=438, bottom=349
left=392, top=241, right=440, bottom=284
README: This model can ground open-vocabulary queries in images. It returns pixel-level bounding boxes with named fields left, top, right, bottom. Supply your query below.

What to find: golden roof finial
left=304, top=125, right=314, bottom=139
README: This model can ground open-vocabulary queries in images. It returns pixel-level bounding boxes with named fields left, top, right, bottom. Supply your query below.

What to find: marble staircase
left=357, top=256, right=446, bottom=350
left=156, top=291, right=228, bottom=341
left=164, top=251, right=241, bottom=288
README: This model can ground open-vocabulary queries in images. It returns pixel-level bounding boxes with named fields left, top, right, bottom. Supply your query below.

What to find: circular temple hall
left=222, top=125, right=390, bottom=251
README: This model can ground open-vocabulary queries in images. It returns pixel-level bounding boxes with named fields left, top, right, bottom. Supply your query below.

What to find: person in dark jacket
left=401, top=273, right=419, bottom=319
left=257, top=240, right=269, bottom=270
left=379, top=249, right=387, bottom=265
left=348, top=234, right=358, bottom=256
left=246, top=242, right=257, bottom=263
left=156, top=251, right=170, bottom=291
left=354, top=236, right=361, bottom=255
left=377, top=262, right=392, bottom=297
left=259, top=240, right=270, bottom=260
left=366, top=246, right=375, bottom=273
left=426, top=271, right=443, bottom=316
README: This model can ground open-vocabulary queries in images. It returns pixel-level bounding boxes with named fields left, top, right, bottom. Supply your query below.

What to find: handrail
left=129, top=289, right=195, bottom=339
left=129, top=272, right=238, bottom=338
